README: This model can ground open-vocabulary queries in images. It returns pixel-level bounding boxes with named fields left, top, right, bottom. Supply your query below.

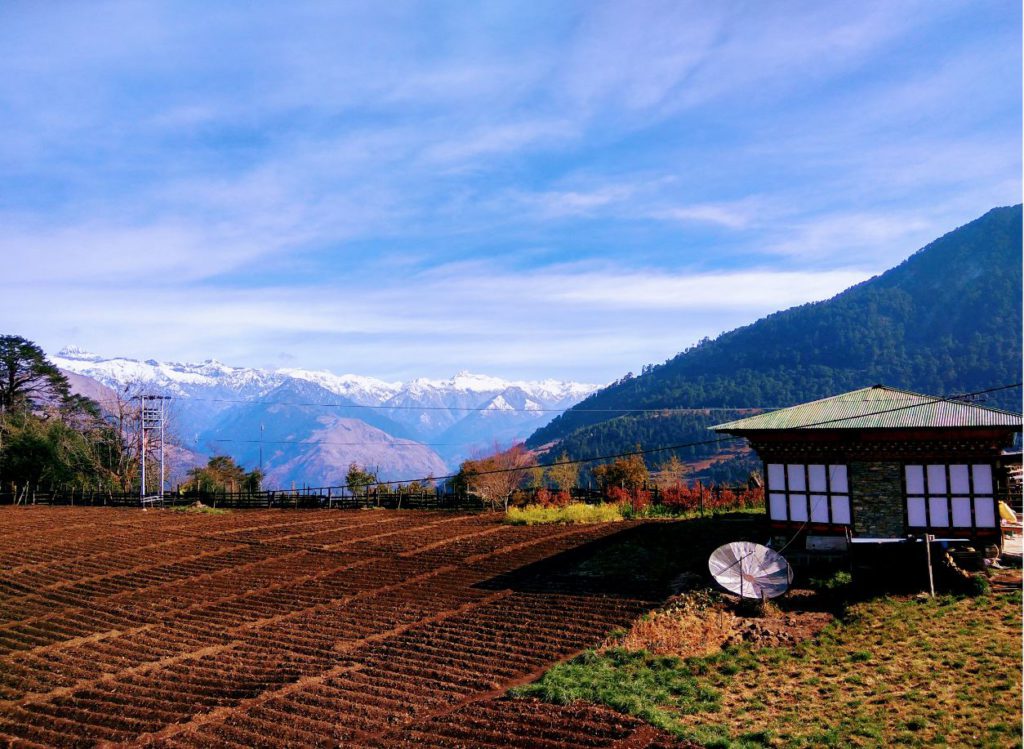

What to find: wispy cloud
left=0, top=1, right=1018, bottom=381
left=12, top=262, right=873, bottom=381
left=649, top=202, right=757, bottom=230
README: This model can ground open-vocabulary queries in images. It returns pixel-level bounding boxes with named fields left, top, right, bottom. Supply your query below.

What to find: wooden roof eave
left=717, top=425, right=1021, bottom=444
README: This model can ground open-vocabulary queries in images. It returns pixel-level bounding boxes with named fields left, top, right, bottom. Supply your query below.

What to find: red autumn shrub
left=630, top=489, right=651, bottom=512
left=660, top=485, right=699, bottom=511
left=606, top=486, right=631, bottom=506
left=551, top=490, right=572, bottom=508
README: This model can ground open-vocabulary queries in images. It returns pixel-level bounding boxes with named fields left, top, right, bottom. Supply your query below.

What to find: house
left=711, top=385, right=1022, bottom=552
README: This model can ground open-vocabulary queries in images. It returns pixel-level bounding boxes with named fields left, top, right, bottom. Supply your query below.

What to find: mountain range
left=52, top=348, right=598, bottom=487
left=54, top=204, right=1022, bottom=489
left=527, top=204, right=1023, bottom=481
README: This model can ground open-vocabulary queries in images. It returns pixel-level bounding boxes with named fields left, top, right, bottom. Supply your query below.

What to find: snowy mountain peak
left=51, top=349, right=600, bottom=405
left=57, top=345, right=102, bottom=361
left=277, top=368, right=402, bottom=404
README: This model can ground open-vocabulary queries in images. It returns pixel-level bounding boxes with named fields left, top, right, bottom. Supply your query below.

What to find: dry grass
left=611, top=590, right=740, bottom=659
left=687, top=591, right=1023, bottom=747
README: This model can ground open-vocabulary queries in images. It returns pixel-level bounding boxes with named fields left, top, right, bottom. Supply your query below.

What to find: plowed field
left=0, top=507, right=689, bottom=748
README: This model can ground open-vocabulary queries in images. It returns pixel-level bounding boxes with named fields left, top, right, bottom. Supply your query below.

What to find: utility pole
left=259, top=422, right=264, bottom=472
left=139, top=395, right=170, bottom=499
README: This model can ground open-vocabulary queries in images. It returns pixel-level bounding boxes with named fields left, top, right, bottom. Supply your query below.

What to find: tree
left=461, top=443, right=536, bottom=511
left=544, top=452, right=579, bottom=492
left=593, top=452, right=649, bottom=491
left=242, top=468, right=264, bottom=494
left=0, top=335, right=70, bottom=414
left=187, top=455, right=248, bottom=494
left=99, top=382, right=145, bottom=493
left=653, top=455, right=688, bottom=490
left=0, top=336, right=120, bottom=497
left=346, top=463, right=377, bottom=494
left=0, top=409, right=112, bottom=496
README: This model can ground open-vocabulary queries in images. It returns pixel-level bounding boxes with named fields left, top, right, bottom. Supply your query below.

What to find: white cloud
left=10, top=263, right=874, bottom=382
left=548, top=269, right=870, bottom=310
left=650, top=202, right=756, bottom=230
left=419, top=119, right=577, bottom=166
left=0, top=2, right=1017, bottom=384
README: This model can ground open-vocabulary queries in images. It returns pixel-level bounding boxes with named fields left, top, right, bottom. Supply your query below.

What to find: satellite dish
left=708, top=542, right=793, bottom=600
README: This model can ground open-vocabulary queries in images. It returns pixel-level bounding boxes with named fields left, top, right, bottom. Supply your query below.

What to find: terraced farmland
left=0, top=507, right=688, bottom=748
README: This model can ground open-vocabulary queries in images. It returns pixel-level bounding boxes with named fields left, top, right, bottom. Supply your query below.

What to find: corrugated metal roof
left=712, top=385, right=1022, bottom=432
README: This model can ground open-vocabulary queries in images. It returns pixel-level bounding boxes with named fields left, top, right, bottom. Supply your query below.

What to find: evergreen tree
left=0, top=335, right=71, bottom=414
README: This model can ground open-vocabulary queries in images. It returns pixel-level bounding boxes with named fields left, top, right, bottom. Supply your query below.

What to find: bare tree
left=462, top=443, right=536, bottom=511
left=100, top=381, right=144, bottom=493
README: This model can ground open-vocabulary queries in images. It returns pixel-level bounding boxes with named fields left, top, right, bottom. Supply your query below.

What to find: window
left=766, top=463, right=850, bottom=525
left=905, top=464, right=996, bottom=530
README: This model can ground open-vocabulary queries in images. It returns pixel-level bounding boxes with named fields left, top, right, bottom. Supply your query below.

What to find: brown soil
left=0, top=507, right=687, bottom=748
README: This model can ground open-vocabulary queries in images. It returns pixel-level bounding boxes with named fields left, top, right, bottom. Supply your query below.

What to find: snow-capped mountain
left=52, top=347, right=600, bottom=486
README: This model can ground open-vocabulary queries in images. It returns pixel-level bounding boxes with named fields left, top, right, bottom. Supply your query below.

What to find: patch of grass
left=504, top=502, right=623, bottom=525
left=808, top=570, right=852, bottom=591
left=170, top=504, right=231, bottom=515
left=624, top=505, right=765, bottom=520
left=514, top=592, right=1023, bottom=747
left=511, top=648, right=721, bottom=735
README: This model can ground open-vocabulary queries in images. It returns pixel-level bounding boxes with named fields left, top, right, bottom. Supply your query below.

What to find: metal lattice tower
left=139, top=395, right=170, bottom=499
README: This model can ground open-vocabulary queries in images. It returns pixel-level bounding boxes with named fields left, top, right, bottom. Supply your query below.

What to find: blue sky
left=1, top=1, right=1019, bottom=382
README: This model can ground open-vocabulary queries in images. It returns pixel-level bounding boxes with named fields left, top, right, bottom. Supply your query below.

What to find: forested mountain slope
left=528, top=205, right=1022, bottom=475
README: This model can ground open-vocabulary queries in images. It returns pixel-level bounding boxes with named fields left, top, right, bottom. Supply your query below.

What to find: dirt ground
left=0, top=507, right=696, bottom=748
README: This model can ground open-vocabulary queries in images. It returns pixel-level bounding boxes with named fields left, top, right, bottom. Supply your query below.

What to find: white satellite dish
left=708, top=542, right=793, bottom=600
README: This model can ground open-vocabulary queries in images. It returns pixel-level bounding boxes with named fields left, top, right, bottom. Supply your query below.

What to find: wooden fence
left=0, top=483, right=762, bottom=511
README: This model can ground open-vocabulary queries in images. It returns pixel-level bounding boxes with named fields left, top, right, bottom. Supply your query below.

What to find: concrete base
left=1001, top=534, right=1022, bottom=567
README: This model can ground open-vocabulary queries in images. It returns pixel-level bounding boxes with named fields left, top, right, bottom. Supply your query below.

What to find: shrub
left=505, top=502, right=624, bottom=525
left=551, top=490, right=572, bottom=507
left=661, top=485, right=700, bottom=511
left=968, top=573, right=991, bottom=596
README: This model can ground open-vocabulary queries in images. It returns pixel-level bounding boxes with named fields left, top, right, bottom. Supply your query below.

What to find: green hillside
left=528, top=205, right=1023, bottom=479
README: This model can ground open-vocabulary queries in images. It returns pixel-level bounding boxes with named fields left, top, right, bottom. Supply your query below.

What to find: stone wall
left=849, top=461, right=905, bottom=537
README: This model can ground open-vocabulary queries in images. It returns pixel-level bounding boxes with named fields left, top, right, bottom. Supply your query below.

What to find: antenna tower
left=139, top=395, right=170, bottom=500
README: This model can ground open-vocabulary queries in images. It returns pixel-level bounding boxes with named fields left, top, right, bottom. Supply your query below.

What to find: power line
left=162, top=394, right=777, bottom=414
left=209, top=438, right=459, bottom=447
left=204, top=382, right=1024, bottom=455
left=260, top=381, right=1022, bottom=493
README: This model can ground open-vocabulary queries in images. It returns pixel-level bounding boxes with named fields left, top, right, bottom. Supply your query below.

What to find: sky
left=1, top=1, right=1020, bottom=383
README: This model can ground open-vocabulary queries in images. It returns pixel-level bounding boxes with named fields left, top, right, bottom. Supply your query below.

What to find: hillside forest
left=528, top=205, right=1023, bottom=482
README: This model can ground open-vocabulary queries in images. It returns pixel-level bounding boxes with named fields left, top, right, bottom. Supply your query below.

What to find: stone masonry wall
left=849, top=461, right=905, bottom=537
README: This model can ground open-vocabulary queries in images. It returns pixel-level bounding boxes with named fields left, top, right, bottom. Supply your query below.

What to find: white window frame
left=765, top=462, right=851, bottom=526
left=904, top=463, right=997, bottom=531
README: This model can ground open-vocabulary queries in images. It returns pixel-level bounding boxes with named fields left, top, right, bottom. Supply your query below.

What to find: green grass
left=513, top=592, right=1023, bottom=748
left=169, top=505, right=231, bottom=515
left=504, top=502, right=624, bottom=525
left=513, top=648, right=722, bottom=737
